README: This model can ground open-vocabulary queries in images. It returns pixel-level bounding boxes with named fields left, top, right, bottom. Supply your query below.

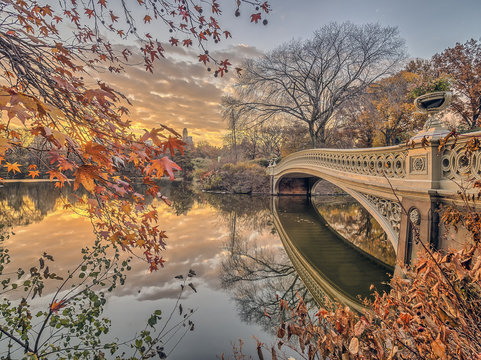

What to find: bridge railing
left=438, top=131, right=481, bottom=182
left=269, top=145, right=408, bottom=179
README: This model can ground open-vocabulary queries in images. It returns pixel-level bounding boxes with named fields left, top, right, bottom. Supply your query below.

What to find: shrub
left=200, top=162, right=269, bottom=194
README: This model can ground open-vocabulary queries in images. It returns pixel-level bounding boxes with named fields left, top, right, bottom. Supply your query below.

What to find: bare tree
left=238, top=124, right=285, bottom=159
left=233, top=22, right=406, bottom=147
left=221, top=96, right=245, bottom=163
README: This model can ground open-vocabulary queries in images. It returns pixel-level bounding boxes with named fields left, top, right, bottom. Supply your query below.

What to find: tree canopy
left=433, top=38, right=481, bottom=130
left=230, top=22, right=406, bottom=148
left=342, top=71, right=427, bottom=147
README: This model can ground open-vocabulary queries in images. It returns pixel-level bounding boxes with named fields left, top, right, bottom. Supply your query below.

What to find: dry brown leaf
left=431, top=335, right=447, bottom=360
left=349, top=337, right=359, bottom=355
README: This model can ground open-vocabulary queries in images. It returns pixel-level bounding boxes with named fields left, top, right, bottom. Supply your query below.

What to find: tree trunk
left=308, top=122, right=316, bottom=148
left=316, top=126, right=325, bottom=148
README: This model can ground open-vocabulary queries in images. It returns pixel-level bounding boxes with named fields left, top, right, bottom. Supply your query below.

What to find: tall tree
left=366, top=71, right=426, bottom=146
left=433, top=39, right=481, bottom=129
left=338, top=71, right=427, bottom=147
left=232, top=22, right=406, bottom=147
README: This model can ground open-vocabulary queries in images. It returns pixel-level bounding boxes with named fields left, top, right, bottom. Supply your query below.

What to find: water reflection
left=0, top=182, right=394, bottom=358
left=312, top=196, right=396, bottom=266
left=273, top=196, right=393, bottom=311
left=0, top=182, right=75, bottom=227
left=0, top=182, right=283, bottom=359
left=201, top=194, right=317, bottom=330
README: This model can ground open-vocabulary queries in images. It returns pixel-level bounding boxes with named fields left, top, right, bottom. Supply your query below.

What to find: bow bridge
left=268, top=131, right=481, bottom=265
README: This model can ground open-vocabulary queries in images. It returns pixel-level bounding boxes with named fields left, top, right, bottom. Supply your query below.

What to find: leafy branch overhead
left=0, top=0, right=270, bottom=270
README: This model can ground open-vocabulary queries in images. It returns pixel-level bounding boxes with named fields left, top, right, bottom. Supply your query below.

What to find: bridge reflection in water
left=272, top=196, right=393, bottom=311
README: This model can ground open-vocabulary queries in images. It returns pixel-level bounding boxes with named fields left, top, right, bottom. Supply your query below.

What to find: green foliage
left=192, top=157, right=212, bottom=171
left=410, top=76, right=451, bottom=99
left=172, top=148, right=195, bottom=181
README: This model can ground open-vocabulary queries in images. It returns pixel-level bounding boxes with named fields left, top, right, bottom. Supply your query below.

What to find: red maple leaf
left=220, top=59, right=231, bottom=68
left=198, top=54, right=209, bottom=65
left=250, top=13, right=262, bottom=23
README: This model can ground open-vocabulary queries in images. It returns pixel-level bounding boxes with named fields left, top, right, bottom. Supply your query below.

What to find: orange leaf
left=431, top=335, right=447, bottom=360
left=349, top=337, right=359, bottom=355
left=74, top=165, right=97, bottom=192
left=50, top=299, right=67, bottom=314
left=50, top=300, right=66, bottom=314
left=28, top=170, right=39, bottom=179
left=4, top=162, right=21, bottom=174
left=146, top=157, right=181, bottom=180
left=164, top=136, right=185, bottom=157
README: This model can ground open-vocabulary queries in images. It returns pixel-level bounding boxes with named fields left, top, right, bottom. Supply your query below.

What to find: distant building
left=182, top=128, right=194, bottom=148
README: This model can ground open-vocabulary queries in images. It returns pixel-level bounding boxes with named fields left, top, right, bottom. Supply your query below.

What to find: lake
left=0, top=181, right=394, bottom=359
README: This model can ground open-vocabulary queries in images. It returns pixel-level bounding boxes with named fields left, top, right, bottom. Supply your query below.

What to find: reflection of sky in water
left=4, top=187, right=280, bottom=359
left=1, top=183, right=393, bottom=358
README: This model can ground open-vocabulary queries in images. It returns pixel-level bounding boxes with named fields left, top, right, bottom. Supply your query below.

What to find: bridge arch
left=274, top=170, right=399, bottom=254
left=268, top=133, right=481, bottom=264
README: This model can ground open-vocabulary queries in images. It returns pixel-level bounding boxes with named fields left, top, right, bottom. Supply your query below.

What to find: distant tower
left=182, top=128, right=194, bottom=147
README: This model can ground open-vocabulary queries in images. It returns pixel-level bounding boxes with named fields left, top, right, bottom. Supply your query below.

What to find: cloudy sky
left=106, top=0, right=481, bottom=145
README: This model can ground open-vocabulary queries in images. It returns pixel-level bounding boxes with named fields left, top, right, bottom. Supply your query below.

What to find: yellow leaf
left=51, top=129, right=67, bottom=148
left=74, top=165, right=96, bottom=192
left=121, top=203, right=131, bottom=214
left=0, top=136, right=10, bottom=155
left=4, top=162, right=21, bottom=174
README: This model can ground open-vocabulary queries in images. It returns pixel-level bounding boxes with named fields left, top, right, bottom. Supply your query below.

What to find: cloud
left=5, top=196, right=279, bottom=303
left=97, top=44, right=264, bottom=146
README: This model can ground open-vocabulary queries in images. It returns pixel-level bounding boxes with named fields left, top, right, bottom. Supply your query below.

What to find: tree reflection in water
left=201, top=193, right=320, bottom=331
left=169, top=182, right=197, bottom=216
left=1, top=182, right=394, bottom=336
left=312, top=196, right=396, bottom=266
left=0, top=182, right=198, bottom=359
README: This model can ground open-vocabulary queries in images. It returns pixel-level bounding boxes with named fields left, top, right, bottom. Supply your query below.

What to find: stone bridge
left=268, top=131, right=481, bottom=265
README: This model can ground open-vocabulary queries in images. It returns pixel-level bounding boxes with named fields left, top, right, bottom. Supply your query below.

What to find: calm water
left=0, top=181, right=394, bottom=359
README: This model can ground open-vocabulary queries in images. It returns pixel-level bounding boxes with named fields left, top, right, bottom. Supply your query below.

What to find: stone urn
left=414, top=91, right=452, bottom=115
left=411, top=91, right=452, bottom=141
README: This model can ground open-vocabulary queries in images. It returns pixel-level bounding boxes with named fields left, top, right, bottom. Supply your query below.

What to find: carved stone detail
left=409, top=208, right=421, bottom=225
left=410, top=155, right=427, bottom=174
left=441, top=144, right=481, bottom=180
left=364, top=194, right=402, bottom=237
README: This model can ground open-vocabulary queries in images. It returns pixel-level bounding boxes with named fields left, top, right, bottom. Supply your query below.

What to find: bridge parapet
left=268, top=145, right=408, bottom=179
left=268, top=130, right=481, bottom=196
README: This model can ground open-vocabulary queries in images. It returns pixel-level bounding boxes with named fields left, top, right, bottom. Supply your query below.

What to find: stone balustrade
left=269, top=145, right=408, bottom=179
